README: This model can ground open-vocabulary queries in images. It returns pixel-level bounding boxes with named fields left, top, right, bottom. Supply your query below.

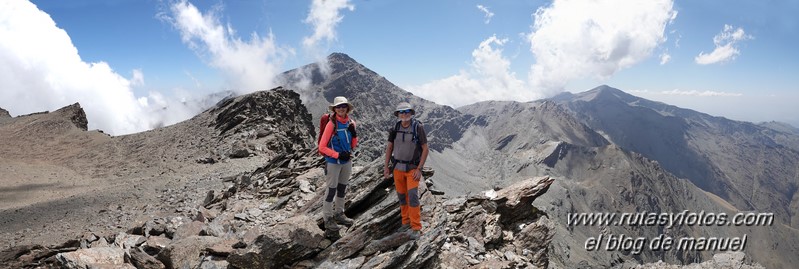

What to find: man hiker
left=318, top=96, right=357, bottom=233
left=383, top=102, right=429, bottom=239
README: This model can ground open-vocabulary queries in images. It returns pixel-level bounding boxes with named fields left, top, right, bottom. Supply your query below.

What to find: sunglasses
left=334, top=104, right=349, bottom=109
left=397, top=109, right=412, bottom=114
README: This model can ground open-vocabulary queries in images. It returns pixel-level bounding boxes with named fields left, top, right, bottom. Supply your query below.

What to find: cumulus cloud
left=131, top=69, right=145, bottom=86
left=302, top=0, right=354, bottom=56
left=300, top=0, right=354, bottom=78
left=695, top=24, right=752, bottom=65
left=0, top=0, right=155, bottom=134
left=406, top=35, right=533, bottom=108
left=660, top=89, right=742, bottom=97
left=0, top=0, right=229, bottom=135
left=477, top=5, right=494, bottom=24
left=527, top=0, right=677, bottom=96
left=659, top=52, right=671, bottom=65
left=165, top=0, right=292, bottom=93
left=630, top=89, right=742, bottom=97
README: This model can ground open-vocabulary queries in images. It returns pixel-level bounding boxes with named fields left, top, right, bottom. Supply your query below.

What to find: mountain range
left=1, top=53, right=794, bottom=268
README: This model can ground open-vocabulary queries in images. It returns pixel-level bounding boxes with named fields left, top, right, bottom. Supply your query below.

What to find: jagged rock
left=206, top=239, right=239, bottom=256
left=636, top=251, right=764, bottom=269
left=229, top=140, right=252, bottom=158
left=513, top=216, right=554, bottom=268
left=0, top=107, right=10, bottom=119
left=316, top=256, right=366, bottom=269
left=54, top=103, right=89, bottom=131
left=114, top=232, right=146, bottom=249
left=198, top=258, right=230, bottom=269
left=126, top=247, right=166, bottom=269
left=211, top=88, right=315, bottom=152
left=143, top=236, right=171, bottom=255
left=227, top=215, right=325, bottom=269
left=156, top=236, right=222, bottom=269
left=55, top=247, right=127, bottom=269
left=92, top=237, right=110, bottom=248
left=173, top=221, right=205, bottom=240
left=360, top=242, right=415, bottom=269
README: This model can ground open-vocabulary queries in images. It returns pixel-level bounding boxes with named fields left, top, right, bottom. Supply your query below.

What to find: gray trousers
left=323, top=161, right=352, bottom=219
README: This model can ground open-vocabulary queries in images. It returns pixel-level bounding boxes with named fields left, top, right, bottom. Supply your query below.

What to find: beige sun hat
left=328, top=96, right=354, bottom=113
left=394, top=102, right=415, bottom=116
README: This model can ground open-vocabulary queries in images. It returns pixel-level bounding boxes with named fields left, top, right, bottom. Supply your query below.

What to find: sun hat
left=394, top=102, right=415, bottom=117
left=328, top=96, right=354, bottom=113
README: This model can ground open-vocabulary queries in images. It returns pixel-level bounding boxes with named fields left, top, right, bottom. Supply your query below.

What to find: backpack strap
left=390, top=119, right=423, bottom=166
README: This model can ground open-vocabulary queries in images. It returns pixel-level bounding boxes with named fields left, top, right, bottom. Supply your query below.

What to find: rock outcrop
left=0, top=107, right=10, bottom=119
left=0, top=149, right=555, bottom=268
left=636, top=251, right=764, bottom=269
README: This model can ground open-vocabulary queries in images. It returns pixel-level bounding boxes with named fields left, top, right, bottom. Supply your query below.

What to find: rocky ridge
left=0, top=86, right=556, bottom=268
left=0, top=107, right=11, bottom=119
left=278, top=53, right=477, bottom=161
left=1, top=151, right=556, bottom=268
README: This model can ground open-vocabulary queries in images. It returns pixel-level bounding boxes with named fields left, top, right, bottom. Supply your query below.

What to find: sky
left=1, top=0, right=797, bottom=135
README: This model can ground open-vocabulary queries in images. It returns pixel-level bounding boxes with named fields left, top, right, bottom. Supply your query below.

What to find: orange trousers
left=393, top=169, right=421, bottom=231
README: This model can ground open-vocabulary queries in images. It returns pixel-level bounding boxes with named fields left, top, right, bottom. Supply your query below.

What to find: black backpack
left=390, top=119, right=423, bottom=166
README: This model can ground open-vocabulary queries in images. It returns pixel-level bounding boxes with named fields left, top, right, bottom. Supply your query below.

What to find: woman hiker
left=383, top=102, right=429, bottom=239
left=318, top=96, right=358, bottom=232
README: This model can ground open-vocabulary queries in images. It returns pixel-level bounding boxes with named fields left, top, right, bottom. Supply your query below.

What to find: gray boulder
left=227, top=215, right=325, bottom=268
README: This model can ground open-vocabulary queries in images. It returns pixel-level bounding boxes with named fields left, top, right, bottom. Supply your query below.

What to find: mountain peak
left=0, top=107, right=10, bottom=119
left=327, top=52, right=355, bottom=63
left=580, top=85, right=635, bottom=102
left=54, top=103, right=88, bottom=131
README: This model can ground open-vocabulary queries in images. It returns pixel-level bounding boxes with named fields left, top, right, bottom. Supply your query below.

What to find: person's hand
left=348, top=124, right=357, bottom=138
left=383, top=166, right=391, bottom=179
left=337, top=151, right=351, bottom=162
left=412, top=168, right=422, bottom=181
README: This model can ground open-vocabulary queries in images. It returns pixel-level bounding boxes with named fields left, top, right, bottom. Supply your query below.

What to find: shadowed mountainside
left=553, top=85, right=799, bottom=229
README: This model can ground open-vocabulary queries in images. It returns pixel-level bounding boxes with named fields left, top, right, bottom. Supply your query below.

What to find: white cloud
left=630, top=89, right=742, bottom=97
left=406, top=35, right=533, bottom=108
left=166, top=0, right=292, bottom=93
left=659, top=52, right=671, bottom=65
left=527, top=0, right=677, bottom=96
left=0, top=0, right=227, bottom=135
left=302, top=0, right=354, bottom=55
left=477, top=5, right=494, bottom=24
left=660, top=89, right=742, bottom=97
left=131, top=69, right=145, bottom=86
left=695, top=24, right=752, bottom=65
left=0, top=0, right=153, bottom=135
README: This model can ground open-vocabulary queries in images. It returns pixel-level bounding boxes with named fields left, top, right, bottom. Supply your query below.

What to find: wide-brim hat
left=394, top=102, right=415, bottom=117
left=328, top=96, right=354, bottom=112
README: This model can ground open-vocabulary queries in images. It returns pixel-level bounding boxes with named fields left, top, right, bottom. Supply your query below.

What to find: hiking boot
left=335, top=213, right=354, bottom=226
left=406, top=229, right=422, bottom=240
left=397, top=224, right=411, bottom=234
left=324, top=217, right=340, bottom=231
left=325, top=229, right=341, bottom=240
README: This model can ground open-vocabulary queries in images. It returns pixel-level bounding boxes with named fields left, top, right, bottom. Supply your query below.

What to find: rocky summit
left=0, top=85, right=559, bottom=268
left=0, top=89, right=553, bottom=268
left=1, top=53, right=795, bottom=269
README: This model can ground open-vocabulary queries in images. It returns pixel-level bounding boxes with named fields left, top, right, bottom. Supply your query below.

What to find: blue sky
left=2, top=0, right=797, bottom=134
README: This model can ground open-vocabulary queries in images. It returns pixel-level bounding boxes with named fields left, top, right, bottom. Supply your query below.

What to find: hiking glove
left=348, top=124, right=357, bottom=138
left=338, top=151, right=351, bottom=162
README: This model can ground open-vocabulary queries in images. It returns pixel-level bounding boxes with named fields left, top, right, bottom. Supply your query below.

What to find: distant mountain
left=271, top=55, right=799, bottom=267
left=4, top=52, right=798, bottom=268
left=552, top=85, right=799, bottom=229
left=276, top=53, right=476, bottom=161
left=760, top=121, right=799, bottom=135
